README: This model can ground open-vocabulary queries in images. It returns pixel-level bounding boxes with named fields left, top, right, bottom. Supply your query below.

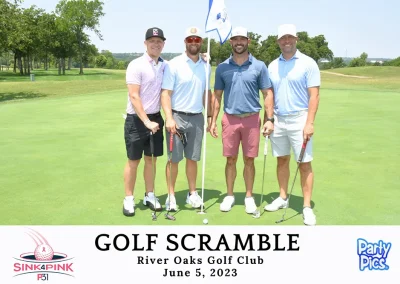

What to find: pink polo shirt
left=125, top=52, right=165, bottom=114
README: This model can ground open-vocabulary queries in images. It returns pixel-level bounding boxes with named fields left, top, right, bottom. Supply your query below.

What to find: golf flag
left=205, top=0, right=232, bottom=44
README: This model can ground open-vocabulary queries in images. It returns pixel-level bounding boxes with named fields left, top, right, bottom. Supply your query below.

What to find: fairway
left=0, top=67, right=399, bottom=225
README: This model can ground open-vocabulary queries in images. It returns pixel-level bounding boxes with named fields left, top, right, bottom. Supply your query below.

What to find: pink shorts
left=221, top=113, right=261, bottom=157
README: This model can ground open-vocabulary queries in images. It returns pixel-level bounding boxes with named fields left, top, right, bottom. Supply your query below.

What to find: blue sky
left=21, top=0, right=399, bottom=59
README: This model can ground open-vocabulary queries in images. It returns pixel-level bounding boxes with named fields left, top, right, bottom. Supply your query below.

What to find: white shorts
left=270, top=110, right=313, bottom=163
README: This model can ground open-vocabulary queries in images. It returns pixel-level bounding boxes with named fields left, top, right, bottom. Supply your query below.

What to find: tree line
left=0, top=0, right=104, bottom=75
left=1, top=0, right=398, bottom=75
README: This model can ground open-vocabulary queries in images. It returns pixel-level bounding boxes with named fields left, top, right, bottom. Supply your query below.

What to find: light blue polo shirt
left=214, top=53, right=271, bottom=115
left=268, top=50, right=320, bottom=116
left=162, top=53, right=211, bottom=113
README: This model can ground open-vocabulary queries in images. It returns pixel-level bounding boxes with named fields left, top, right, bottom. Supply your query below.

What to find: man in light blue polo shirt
left=161, top=26, right=212, bottom=212
left=265, top=24, right=321, bottom=226
left=210, top=27, right=274, bottom=215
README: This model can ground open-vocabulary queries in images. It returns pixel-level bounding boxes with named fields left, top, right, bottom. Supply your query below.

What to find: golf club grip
left=298, top=140, right=308, bottom=163
left=264, top=137, right=268, bottom=156
left=169, top=133, right=173, bottom=152
left=149, top=132, right=154, bottom=154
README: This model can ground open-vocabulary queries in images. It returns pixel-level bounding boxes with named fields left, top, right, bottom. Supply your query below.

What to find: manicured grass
left=0, top=67, right=399, bottom=225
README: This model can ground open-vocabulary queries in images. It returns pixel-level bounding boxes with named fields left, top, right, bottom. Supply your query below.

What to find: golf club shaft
left=167, top=133, right=173, bottom=211
left=258, top=136, right=268, bottom=211
left=149, top=131, right=157, bottom=219
left=278, top=140, right=308, bottom=222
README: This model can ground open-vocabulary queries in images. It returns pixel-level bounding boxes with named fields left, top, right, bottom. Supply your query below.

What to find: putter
left=253, top=136, right=269, bottom=219
left=275, top=140, right=308, bottom=224
left=165, top=133, right=176, bottom=221
left=149, top=132, right=159, bottom=221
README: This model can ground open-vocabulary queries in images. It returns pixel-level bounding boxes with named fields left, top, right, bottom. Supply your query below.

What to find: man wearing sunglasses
left=161, top=26, right=212, bottom=211
left=122, top=27, right=166, bottom=217
left=210, top=27, right=274, bottom=214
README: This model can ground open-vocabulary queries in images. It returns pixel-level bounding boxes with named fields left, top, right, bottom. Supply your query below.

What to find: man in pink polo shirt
left=122, top=27, right=166, bottom=217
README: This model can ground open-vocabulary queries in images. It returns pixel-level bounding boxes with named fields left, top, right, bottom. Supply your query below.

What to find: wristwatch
left=266, top=117, right=275, bottom=123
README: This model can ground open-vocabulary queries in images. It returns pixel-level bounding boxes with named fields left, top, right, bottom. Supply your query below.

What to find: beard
left=186, top=44, right=201, bottom=56
left=232, top=43, right=248, bottom=55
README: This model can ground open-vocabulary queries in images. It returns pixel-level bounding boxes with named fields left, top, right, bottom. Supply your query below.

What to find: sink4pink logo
left=13, top=228, right=74, bottom=280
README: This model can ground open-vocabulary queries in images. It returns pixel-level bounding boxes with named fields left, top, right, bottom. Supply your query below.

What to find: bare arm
left=304, top=86, right=320, bottom=140
left=261, top=87, right=274, bottom=135
left=161, top=88, right=177, bottom=133
left=261, top=87, right=274, bottom=123
left=210, top=90, right=223, bottom=138
left=128, top=84, right=159, bottom=133
left=128, top=84, right=148, bottom=122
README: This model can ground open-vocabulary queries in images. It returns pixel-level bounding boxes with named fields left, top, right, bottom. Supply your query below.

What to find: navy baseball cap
left=145, top=27, right=166, bottom=41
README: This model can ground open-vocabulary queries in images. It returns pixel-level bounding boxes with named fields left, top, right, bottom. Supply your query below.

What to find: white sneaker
left=143, top=192, right=162, bottom=211
left=123, top=196, right=135, bottom=216
left=165, top=195, right=178, bottom=212
left=186, top=191, right=203, bottom=208
left=264, top=196, right=288, bottom=212
left=245, top=197, right=257, bottom=214
left=220, top=195, right=235, bottom=212
left=303, top=207, right=316, bottom=226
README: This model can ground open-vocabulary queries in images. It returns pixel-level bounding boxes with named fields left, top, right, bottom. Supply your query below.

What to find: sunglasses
left=186, top=37, right=201, bottom=43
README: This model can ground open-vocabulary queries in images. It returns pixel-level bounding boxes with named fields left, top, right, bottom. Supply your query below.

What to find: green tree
left=56, top=0, right=104, bottom=75
left=248, top=32, right=262, bottom=58
left=349, top=52, right=368, bottom=67
left=96, top=54, right=107, bottom=67
left=258, top=35, right=280, bottom=66
left=383, top=57, right=400, bottom=66
left=117, top=60, right=126, bottom=70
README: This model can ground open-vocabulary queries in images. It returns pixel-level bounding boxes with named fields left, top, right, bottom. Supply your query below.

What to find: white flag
left=205, top=0, right=232, bottom=44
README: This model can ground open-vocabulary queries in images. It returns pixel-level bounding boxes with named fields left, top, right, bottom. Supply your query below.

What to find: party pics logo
left=357, top=238, right=391, bottom=271
left=13, top=228, right=74, bottom=280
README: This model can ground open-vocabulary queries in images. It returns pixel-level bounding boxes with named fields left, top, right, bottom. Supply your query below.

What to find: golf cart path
left=321, top=71, right=371, bottom=79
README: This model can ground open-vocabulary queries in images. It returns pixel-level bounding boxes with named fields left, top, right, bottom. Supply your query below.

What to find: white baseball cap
left=185, top=26, right=202, bottom=38
left=230, top=27, right=248, bottom=39
left=278, top=24, right=297, bottom=39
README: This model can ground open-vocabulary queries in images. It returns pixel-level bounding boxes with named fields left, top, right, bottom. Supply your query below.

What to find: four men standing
left=122, top=24, right=320, bottom=225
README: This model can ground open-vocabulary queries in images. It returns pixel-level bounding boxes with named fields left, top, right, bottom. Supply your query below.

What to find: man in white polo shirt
left=122, top=27, right=167, bottom=217
left=161, top=26, right=212, bottom=211
left=265, top=24, right=321, bottom=225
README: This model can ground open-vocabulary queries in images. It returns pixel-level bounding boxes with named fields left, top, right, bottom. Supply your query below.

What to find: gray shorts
left=270, top=110, right=313, bottom=163
left=165, top=112, right=204, bottom=163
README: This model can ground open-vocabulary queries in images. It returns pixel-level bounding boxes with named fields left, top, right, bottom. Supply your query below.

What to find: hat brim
left=277, top=33, right=297, bottom=39
left=146, top=36, right=166, bottom=41
left=230, top=35, right=249, bottom=39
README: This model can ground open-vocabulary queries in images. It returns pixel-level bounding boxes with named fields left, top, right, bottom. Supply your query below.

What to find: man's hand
left=262, top=121, right=274, bottom=137
left=145, top=121, right=160, bottom=134
left=206, top=117, right=212, bottom=132
left=165, top=118, right=177, bottom=134
left=210, top=122, right=218, bottom=138
left=303, top=122, right=314, bottom=141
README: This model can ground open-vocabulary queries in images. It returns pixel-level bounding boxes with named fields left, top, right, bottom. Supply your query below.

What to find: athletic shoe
left=264, top=196, right=288, bottom=212
left=303, top=207, right=317, bottom=226
left=143, top=192, right=162, bottom=211
left=220, top=195, right=235, bottom=212
left=244, top=197, right=257, bottom=214
left=165, top=195, right=178, bottom=212
left=186, top=191, right=203, bottom=208
left=123, top=196, right=135, bottom=217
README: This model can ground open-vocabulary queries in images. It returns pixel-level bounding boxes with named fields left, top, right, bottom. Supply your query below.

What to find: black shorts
left=124, top=112, right=164, bottom=160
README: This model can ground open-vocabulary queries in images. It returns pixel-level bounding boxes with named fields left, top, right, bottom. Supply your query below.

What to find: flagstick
left=199, top=37, right=211, bottom=215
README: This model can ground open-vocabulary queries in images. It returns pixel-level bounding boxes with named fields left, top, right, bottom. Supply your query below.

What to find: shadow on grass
left=264, top=192, right=315, bottom=213
left=0, top=92, right=47, bottom=102
left=135, top=187, right=221, bottom=217
left=134, top=187, right=316, bottom=222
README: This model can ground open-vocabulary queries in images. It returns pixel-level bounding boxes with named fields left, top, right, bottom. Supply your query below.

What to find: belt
left=172, top=109, right=201, bottom=116
left=277, top=110, right=308, bottom=116
left=127, top=112, right=161, bottom=117
left=230, top=112, right=258, bottom=118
